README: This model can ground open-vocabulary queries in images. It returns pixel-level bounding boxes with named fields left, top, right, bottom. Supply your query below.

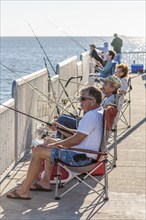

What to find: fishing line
left=0, top=62, right=51, bottom=105
left=48, top=75, right=83, bottom=120
left=26, top=21, right=56, bottom=75
left=26, top=21, right=78, bottom=111
left=48, top=21, right=87, bottom=51
left=0, top=62, right=74, bottom=116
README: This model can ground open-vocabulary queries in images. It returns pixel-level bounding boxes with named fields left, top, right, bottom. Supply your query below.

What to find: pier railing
left=122, top=51, right=146, bottom=71
left=0, top=50, right=145, bottom=182
left=0, top=51, right=89, bottom=182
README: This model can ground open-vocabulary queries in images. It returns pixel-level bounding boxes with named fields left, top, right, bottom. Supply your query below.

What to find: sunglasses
left=79, top=96, right=93, bottom=102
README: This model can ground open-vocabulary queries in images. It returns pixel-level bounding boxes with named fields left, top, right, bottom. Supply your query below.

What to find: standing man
left=111, top=33, right=123, bottom=64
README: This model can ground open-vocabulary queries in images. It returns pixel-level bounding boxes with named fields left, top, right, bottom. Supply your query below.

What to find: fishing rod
left=0, top=62, right=52, bottom=106
left=1, top=103, right=51, bottom=126
left=27, top=21, right=56, bottom=75
left=0, top=62, right=75, bottom=116
left=60, top=29, right=87, bottom=52
left=0, top=103, right=74, bottom=135
left=27, top=21, right=78, bottom=111
left=43, top=57, right=60, bottom=116
left=48, top=75, right=83, bottom=120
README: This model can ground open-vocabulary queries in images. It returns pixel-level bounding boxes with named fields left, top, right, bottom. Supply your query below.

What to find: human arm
left=95, top=60, right=103, bottom=68
left=96, top=61, right=113, bottom=76
left=43, top=131, right=87, bottom=149
left=48, top=121, right=76, bottom=137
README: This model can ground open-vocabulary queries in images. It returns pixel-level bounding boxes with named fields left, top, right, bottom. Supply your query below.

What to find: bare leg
left=34, top=138, right=57, bottom=189
left=34, top=160, right=53, bottom=189
left=7, top=138, right=57, bottom=198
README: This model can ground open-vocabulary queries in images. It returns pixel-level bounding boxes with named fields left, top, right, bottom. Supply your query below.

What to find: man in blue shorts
left=6, top=86, right=104, bottom=200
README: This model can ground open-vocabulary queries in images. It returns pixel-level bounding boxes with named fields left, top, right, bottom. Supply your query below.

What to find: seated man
left=27, top=76, right=121, bottom=192
left=7, top=86, right=104, bottom=199
left=95, top=50, right=117, bottom=78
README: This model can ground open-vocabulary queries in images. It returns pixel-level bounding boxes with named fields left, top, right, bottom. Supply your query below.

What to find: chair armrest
left=58, top=146, right=107, bottom=155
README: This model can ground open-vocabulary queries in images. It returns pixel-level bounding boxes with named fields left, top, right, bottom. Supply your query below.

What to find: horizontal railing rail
left=122, top=51, right=146, bottom=71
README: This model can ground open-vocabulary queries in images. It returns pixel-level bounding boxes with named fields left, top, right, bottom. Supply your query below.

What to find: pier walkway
left=0, top=73, right=145, bottom=220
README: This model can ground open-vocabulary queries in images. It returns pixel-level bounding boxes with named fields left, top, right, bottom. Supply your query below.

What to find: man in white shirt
left=6, top=86, right=104, bottom=200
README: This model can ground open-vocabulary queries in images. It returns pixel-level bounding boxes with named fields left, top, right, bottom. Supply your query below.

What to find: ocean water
left=0, top=36, right=145, bottom=103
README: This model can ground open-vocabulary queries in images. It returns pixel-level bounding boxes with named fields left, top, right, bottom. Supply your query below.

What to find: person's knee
left=33, top=145, right=43, bottom=153
left=32, top=145, right=43, bottom=158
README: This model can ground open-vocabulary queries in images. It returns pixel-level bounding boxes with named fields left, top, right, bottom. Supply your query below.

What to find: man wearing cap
left=111, top=33, right=123, bottom=64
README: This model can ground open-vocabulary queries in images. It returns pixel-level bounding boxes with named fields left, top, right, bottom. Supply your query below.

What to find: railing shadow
left=108, top=117, right=146, bottom=151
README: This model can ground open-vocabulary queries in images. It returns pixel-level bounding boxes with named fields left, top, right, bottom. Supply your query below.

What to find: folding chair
left=118, top=77, right=132, bottom=128
left=54, top=104, right=118, bottom=201
left=106, top=111, right=118, bottom=167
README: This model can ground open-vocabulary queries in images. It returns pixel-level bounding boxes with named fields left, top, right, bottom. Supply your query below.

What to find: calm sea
left=0, top=36, right=145, bottom=103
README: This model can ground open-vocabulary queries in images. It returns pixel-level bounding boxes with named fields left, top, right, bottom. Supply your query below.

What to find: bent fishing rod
left=0, top=103, right=74, bottom=135
left=0, top=62, right=75, bottom=116
left=27, top=21, right=78, bottom=111
left=59, top=29, right=87, bottom=52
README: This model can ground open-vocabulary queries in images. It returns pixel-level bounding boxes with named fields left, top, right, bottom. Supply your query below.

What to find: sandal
left=6, top=190, right=31, bottom=200
left=30, top=183, right=53, bottom=192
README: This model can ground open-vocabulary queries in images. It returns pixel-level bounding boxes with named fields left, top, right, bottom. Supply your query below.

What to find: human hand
left=47, top=122, right=57, bottom=131
left=96, top=61, right=101, bottom=67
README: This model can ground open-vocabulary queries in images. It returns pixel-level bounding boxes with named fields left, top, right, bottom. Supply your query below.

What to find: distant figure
left=111, top=33, right=123, bottom=64
left=89, top=44, right=104, bottom=66
left=97, top=42, right=109, bottom=63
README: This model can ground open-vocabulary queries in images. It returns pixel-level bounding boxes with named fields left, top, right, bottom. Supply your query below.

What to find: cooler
left=131, top=64, right=144, bottom=73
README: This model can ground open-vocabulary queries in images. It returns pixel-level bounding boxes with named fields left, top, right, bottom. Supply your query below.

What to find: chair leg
left=104, top=159, right=109, bottom=200
left=113, top=125, right=117, bottom=166
left=55, top=163, right=62, bottom=200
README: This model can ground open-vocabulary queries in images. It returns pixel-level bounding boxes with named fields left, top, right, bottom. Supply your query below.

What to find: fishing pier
left=0, top=50, right=146, bottom=220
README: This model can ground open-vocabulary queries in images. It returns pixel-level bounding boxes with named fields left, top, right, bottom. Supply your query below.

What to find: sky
left=0, top=0, right=146, bottom=37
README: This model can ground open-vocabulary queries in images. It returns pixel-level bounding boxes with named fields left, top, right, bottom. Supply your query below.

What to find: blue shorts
left=51, top=148, right=95, bottom=167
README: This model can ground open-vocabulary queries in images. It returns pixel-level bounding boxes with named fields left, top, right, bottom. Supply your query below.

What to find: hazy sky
left=1, top=0, right=145, bottom=37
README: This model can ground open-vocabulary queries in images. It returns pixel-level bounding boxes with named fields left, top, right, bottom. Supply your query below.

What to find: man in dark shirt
left=89, top=44, right=104, bottom=66
left=111, top=33, right=123, bottom=64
